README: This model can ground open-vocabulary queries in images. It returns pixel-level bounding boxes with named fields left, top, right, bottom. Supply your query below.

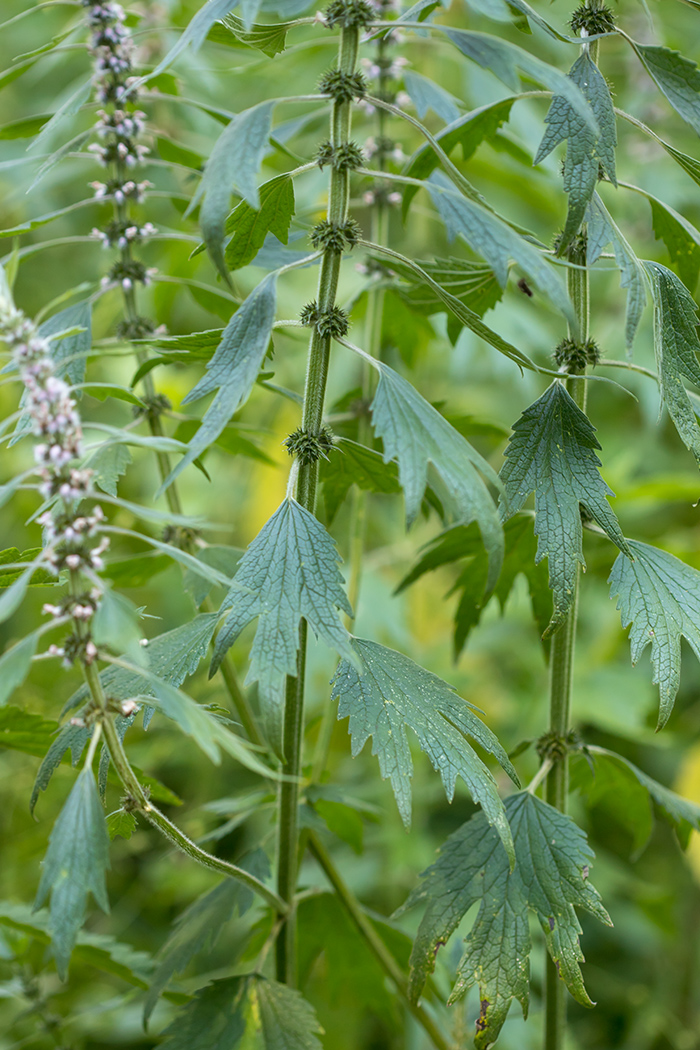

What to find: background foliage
left=1, top=1, right=700, bottom=1048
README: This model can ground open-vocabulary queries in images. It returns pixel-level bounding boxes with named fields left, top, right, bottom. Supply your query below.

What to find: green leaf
left=0, top=630, right=39, bottom=705
left=107, top=810, right=137, bottom=841
left=87, top=443, right=132, bottom=497
left=648, top=193, right=700, bottom=292
left=400, top=792, right=611, bottom=1046
left=0, top=563, right=38, bottom=623
left=144, top=851, right=267, bottom=1022
left=40, top=300, right=91, bottom=387
left=609, top=539, right=700, bottom=728
left=384, top=255, right=504, bottom=325
left=572, top=747, right=700, bottom=853
left=148, top=0, right=244, bottom=78
left=590, top=747, right=700, bottom=838
left=0, top=901, right=153, bottom=989
left=182, top=545, right=243, bottom=607
left=142, top=673, right=273, bottom=777
left=535, top=52, right=616, bottom=253
left=224, top=174, right=294, bottom=271
left=402, top=97, right=516, bottom=216
left=500, top=381, right=630, bottom=635
left=369, top=248, right=537, bottom=372
left=159, top=975, right=323, bottom=1050
left=398, top=514, right=551, bottom=657
left=28, top=77, right=92, bottom=153
left=211, top=499, right=355, bottom=748
left=190, top=101, right=275, bottom=279
left=0, top=706, right=57, bottom=757
left=160, top=274, right=277, bottom=493
left=427, top=171, right=574, bottom=326
left=319, top=438, right=401, bottom=525
left=298, top=892, right=410, bottom=1023
left=212, top=14, right=294, bottom=56
left=34, top=767, right=110, bottom=979
left=403, top=70, right=460, bottom=123
left=644, top=261, right=700, bottom=462
left=371, top=361, right=504, bottom=592
left=633, top=43, right=700, bottom=135
left=10, top=301, right=91, bottom=445
left=256, top=976, right=325, bottom=1048
left=146, top=328, right=224, bottom=358
left=0, top=114, right=50, bottom=140
left=446, top=30, right=599, bottom=134
left=92, top=588, right=144, bottom=661
left=63, top=614, right=221, bottom=717
left=331, top=637, right=517, bottom=859
left=586, top=193, right=647, bottom=349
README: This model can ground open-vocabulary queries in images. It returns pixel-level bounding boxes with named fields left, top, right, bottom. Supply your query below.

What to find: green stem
left=111, top=165, right=263, bottom=748
left=95, top=698, right=286, bottom=913
left=543, top=237, right=589, bottom=1050
left=308, top=832, right=451, bottom=1050
left=275, top=24, right=360, bottom=984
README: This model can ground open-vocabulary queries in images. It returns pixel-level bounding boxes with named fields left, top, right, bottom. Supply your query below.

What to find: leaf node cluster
left=284, top=425, right=335, bottom=464
left=310, top=219, right=362, bottom=253
left=569, top=4, right=617, bottom=36
left=324, top=0, right=375, bottom=29
left=300, top=301, right=350, bottom=337
left=314, top=139, right=364, bottom=171
left=554, top=337, right=601, bottom=372
left=318, top=68, right=368, bottom=103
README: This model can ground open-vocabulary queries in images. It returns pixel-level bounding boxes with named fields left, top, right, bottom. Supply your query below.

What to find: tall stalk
left=275, top=16, right=363, bottom=984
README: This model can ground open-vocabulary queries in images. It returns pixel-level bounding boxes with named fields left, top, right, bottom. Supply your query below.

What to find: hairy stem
left=308, top=832, right=451, bottom=1050
left=90, top=687, right=286, bottom=913
left=543, top=239, right=589, bottom=1050
left=275, top=23, right=360, bottom=984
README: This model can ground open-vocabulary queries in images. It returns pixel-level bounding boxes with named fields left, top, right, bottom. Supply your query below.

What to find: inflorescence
left=84, top=1, right=158, bottom=297
left=284, top=426, right=335, bottom=464
left=570, top=3, right=616, bottom=36
left=311, top=219, right=362, bottom=253
left=324, top=0, right=375, bottom=29
left=554, top=337, right=601, bottom=372
left=0, top=291, right=109, bottom=668
left=300, top=301, right=350, bottom=337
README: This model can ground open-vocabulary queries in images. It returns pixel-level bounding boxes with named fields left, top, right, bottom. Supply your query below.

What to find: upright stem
left=275, top=24, right=359, bottom=984
left=543, top=243, right=588, bottom=1050
left=112, top=171, right=263, bottom=747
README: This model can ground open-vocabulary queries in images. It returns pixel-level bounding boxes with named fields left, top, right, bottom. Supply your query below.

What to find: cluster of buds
left=358, top=0, right=409, bottom=208
left=0, top=289, right=108, bottom=665
left=83, top=0, right=158, bottom=290
left=83, top=1, right=137, bottom=105
left=91, top=220, right=157, bottom=250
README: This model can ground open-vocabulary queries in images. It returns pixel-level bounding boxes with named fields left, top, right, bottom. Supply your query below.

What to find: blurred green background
left=1, top=0, right=700, bottom=1047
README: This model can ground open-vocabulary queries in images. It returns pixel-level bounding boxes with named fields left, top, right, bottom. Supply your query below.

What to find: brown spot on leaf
left=476, top=999, right=490, bottom=1031
left=548, top=916, right=555, bottom=931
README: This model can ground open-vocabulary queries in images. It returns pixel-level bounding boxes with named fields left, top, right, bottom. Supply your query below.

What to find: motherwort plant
left=2, top=0, right=700, bottom=1047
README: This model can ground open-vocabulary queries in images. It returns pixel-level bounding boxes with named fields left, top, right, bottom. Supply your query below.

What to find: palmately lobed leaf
left=211, top=498, right=356, bottom=749
left=331, top=637, right=518, bottom=861
left=535, top=52, right=617, bottom=252
left=158, top=974, right=323, bottom=1050
left=34, top=768, right=111, bottom=979
left=399, top=792, right=611, bottom=1048
left=609, top=539, right=700, bottom=728
left=500, top=381, right=630, bottom=635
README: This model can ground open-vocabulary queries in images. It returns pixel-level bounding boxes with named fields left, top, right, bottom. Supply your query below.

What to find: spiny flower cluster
left=0, top=296, right=108, bottom=664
